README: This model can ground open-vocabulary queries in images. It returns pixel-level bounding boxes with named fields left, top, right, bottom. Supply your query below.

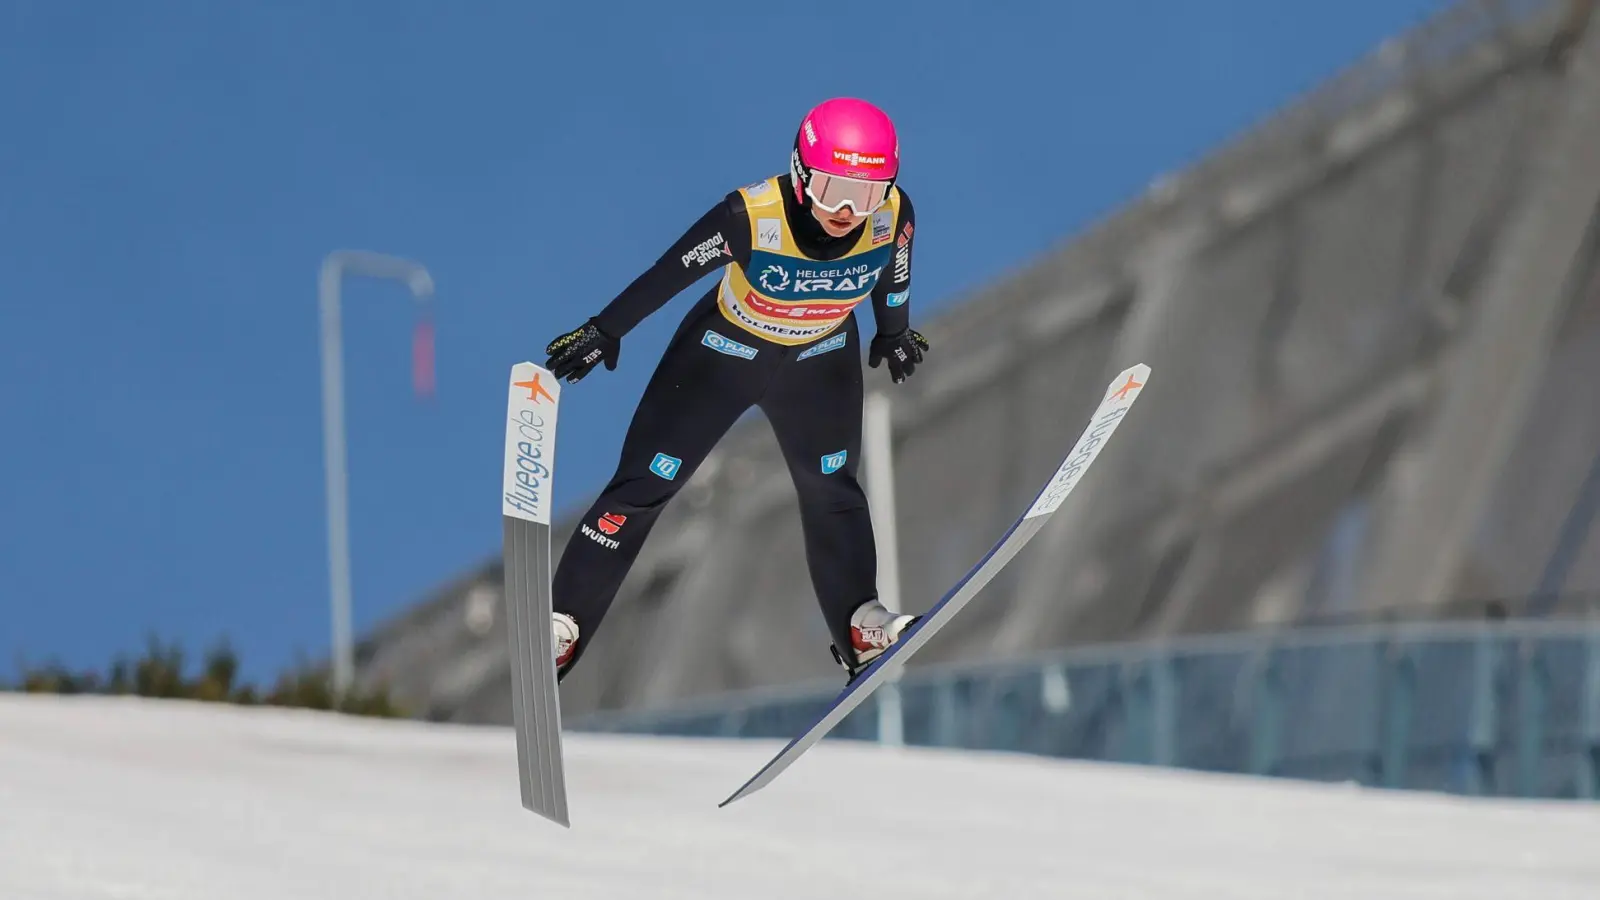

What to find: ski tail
left=718, top=363, right=1150, bottom=807
left=501, top=361, right=570, bottom=827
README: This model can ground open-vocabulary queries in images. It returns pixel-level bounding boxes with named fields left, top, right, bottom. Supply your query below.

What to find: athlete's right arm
left=590, top=192, right=752, bottom=339
left=544, top=192, right=751, bottom=382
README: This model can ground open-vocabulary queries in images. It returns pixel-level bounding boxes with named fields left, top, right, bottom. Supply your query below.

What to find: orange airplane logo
left=515, top=373, right=555, bottom=405
left=1112, top=375, right=1143, bottom=400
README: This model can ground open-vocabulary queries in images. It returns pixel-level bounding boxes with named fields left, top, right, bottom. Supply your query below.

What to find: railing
left=571, top=619, right=1600, bottom=800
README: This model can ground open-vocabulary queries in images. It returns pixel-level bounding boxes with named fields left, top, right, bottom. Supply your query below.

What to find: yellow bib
left=717, top=176, right=900, bottom=346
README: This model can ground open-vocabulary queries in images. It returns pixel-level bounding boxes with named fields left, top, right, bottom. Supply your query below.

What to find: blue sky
left=0, top=0, right=1453, bottom=684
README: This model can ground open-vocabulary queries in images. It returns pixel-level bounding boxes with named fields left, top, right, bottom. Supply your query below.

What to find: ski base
left=718, top=363, right=1150, bottom=808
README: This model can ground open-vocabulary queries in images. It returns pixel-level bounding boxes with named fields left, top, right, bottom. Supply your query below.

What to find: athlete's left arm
left=869, top=189, right=916, bottom=336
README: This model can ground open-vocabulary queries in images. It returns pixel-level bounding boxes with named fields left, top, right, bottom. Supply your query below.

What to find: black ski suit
left=549, top=174, right=920, bottom=676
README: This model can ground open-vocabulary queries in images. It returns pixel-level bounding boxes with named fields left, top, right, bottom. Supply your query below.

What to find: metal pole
left=863, top=390, right=904, bottom=747
left=319, top=250, right=435, bottom=697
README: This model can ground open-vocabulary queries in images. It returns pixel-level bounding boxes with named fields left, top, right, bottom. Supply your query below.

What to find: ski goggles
left=804, top=171, right=892, bottom=215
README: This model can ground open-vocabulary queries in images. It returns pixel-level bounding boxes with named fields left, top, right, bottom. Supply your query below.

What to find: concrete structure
left=350, top=0, right=1600, bottom=723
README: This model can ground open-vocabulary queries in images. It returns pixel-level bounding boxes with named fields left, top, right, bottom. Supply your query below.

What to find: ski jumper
left=551, top=173, right=918, bottom=674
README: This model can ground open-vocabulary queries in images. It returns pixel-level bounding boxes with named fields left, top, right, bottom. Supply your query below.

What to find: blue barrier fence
left=571, top=620, right=1600, bottom=799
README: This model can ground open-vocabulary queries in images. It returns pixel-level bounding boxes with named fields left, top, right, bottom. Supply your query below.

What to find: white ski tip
left=1104, top=363, right=1150, bottom=403
left=1023, top=363, right=1149, bottom=520
left=502, top=362, right=561, bottom=525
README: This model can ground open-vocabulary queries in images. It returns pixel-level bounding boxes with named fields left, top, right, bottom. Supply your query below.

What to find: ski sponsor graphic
left=514, top=372, right=556, bottom=405
left=871, top=210, right=893, bottom=245
left=887, top=289, right=908, bottom=307
left=682, top=232, right=731, bottom=268
left=649, top=452, right=682, bottom=481
left=500, top=361, right=569, bottom=828
left=821, top=450, right=848, bottom=474
left=718, top=363, right=1151, bottom=809
left=1025, top=370, right=1144, bottom=519
left=503, top=371, right=560, bottom=525
left=796, top=332, right=848, bottom=360
left=702, top=330, right=758, bottom=360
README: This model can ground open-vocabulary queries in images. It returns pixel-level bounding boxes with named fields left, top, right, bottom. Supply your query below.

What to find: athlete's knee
left=795, top=471, right=868, bottom=513
left=601, top=455, right=695, bottom=508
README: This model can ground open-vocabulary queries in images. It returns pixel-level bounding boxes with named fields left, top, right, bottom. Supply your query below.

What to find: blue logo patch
left=796, top=332, right=848, bottom=361
left=744, top=246, right=891, bottom=301
left=821, top=450, right=848, bottom=474
left=650, top=453, right=682, bottom=480
left=887, top=290, right=909, bottom=307
left=702, top=330, right=758, bottom=360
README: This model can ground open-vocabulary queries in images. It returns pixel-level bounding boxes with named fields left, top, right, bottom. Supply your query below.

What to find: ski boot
left=830, top=599, right=921, bottom=683
left=553, top=612, right=579, bottom=681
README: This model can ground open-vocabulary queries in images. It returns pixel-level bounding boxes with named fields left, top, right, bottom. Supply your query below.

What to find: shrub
left=7, top=634, right=405, bottom=718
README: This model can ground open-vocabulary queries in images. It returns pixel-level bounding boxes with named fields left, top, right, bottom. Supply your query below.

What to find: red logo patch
left=832, top=149, right=886, bottom=169
left=897, top=222, right=914, bottom=248
left=744, top=293, right=854, bottom=320
left=598, top=513, right=627, bottom=535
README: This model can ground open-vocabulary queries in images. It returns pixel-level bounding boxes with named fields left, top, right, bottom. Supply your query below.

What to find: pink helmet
left=791, top=97, right=899, bottom=214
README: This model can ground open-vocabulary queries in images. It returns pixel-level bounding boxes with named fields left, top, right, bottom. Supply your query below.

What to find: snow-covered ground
left=2, top=694, right=1597, bottom=899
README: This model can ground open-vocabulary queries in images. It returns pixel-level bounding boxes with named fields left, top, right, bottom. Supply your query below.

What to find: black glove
left=545, top=319, right=620, bottom=383
left=868, top=328, right=929, bottom=383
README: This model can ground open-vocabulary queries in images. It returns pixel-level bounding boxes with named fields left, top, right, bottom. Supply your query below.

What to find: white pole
left=319, top=250, right=435, bottom=698
left=863, top=390, right=904, bottom=748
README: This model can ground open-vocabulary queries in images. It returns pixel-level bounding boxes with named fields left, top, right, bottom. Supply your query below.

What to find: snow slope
left=2, top=694, right=1597, bottom=899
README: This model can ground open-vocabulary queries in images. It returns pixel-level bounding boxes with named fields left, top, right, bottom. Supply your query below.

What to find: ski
left=718, top=363, right=1150, bottom=808
left=500, top=361, right=570, bottom=827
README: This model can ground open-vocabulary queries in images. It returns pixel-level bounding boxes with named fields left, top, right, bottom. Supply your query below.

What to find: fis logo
left=757, top=218, right=783, bottom=250
left=702, top=330, right=758, bottom=360
left=796, top=332, right=847, bottom=360
left=821, top=450, right=848, bottom=474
